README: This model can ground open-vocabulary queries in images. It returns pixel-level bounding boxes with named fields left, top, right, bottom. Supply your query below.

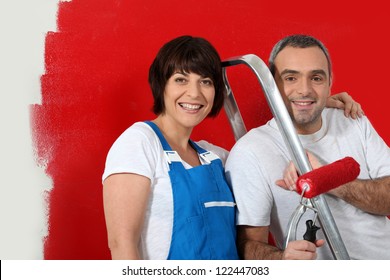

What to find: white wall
left=0, top=0, right=61, bottom=259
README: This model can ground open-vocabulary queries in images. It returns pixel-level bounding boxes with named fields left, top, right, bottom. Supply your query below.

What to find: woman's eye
left=175, top=78, right=186, bottom=83
left=201, top=79, right=213, bottom=86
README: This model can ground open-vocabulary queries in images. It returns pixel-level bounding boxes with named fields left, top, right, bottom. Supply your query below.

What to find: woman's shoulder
left=106, top=121, right=162, bottom=157
left=120, top=121, right=154, bottom=136
left=111, top=121, right=157, bottom=144
left=102, top=121, right=162, bottom=182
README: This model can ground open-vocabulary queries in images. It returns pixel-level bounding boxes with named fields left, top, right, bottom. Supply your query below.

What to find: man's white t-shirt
left=226, top=108, right=390, bottom=259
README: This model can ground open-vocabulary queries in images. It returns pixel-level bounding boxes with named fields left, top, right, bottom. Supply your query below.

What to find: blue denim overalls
left=145, top=121, right=238, bottom=260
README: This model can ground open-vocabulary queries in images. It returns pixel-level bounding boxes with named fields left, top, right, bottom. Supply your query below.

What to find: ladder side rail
left=222, top=67, right=247, bottom=141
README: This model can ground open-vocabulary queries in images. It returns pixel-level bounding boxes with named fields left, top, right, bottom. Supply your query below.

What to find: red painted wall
left=31, top=0, right=389, bottom=259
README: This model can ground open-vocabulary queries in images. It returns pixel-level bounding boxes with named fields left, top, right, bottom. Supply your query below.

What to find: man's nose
left=297, top=79, right=312, bottom=96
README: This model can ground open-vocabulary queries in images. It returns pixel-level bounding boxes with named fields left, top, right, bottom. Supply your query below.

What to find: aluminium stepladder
left=222, top=54, right=350, bottom=260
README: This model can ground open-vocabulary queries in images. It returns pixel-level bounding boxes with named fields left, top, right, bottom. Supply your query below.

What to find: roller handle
left=303, top=220, right=320, bottom=243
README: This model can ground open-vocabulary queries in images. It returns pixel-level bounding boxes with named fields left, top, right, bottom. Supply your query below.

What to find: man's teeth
left=294, top=101, right=313, bottom=105
left=180, top=103, right=202, bottom=110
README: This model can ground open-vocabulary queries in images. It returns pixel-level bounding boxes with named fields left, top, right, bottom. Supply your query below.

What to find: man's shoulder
left=323, top=107, right=344, bottom=118
left=231, top=119, right=282, bottom=151
left=241, top=120, right=278, bottom=140
left=323, top=108, right=365, bottom=127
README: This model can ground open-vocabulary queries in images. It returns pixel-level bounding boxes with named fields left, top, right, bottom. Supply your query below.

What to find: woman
left=102, top=35, right=362, bottom=260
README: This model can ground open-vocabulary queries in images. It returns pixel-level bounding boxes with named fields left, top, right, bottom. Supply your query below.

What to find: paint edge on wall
left=0, top=0, right=60, bottom=259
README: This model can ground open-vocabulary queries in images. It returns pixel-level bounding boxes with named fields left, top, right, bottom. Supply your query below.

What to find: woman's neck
left=153, top=116, right=201, bottom=166
left=152, top=116, right=193, bottom=151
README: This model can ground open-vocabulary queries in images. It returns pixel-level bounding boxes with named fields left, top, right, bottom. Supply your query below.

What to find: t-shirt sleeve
left=360, top=117, right=390, bottom=178
left=102, top=123, right=159, bottom=182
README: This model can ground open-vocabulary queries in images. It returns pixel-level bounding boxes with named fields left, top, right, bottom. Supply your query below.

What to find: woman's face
left=162, top=71, right=215, bottom=129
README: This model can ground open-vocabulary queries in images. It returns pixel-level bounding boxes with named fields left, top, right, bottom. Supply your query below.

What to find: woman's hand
left=326, top=92, right=364, bottom=119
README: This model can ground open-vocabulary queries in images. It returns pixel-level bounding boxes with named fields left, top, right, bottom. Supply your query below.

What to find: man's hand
left=282, top=239, right=325, bottom=260
left=276, top=152, right=322, bottom=192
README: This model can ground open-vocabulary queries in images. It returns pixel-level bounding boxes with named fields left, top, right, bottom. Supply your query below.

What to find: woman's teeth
left=180, top=103, right=202, bottom=110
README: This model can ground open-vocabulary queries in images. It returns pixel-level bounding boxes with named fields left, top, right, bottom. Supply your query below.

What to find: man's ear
left=328, top=73, right=333, bottom=97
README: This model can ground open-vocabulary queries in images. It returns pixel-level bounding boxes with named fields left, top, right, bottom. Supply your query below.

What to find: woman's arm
left=103, top=173, right=151, bottom=259
left=326, top=92, right=364, bottom=119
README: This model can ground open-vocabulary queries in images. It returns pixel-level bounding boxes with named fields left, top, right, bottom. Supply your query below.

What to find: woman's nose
left=186, top=81, right=201, bottom=97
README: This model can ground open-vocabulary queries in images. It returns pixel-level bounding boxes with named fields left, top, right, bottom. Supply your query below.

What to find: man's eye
left=312, top=76, right=323, bottom=82
left=285, top=76, right=296, bottom=81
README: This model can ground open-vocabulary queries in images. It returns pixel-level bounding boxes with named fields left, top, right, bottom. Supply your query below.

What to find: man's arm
left=237, top=225, right=323, bottom=260
left=329, top=176, right=390, bottom=216
left=276, top=155, right=390, bottom=216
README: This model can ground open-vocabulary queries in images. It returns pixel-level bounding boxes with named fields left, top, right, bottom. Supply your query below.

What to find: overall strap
left=190, top=140, right=221, bottom=164
left=189, top=140, right=207, bottom=154
left=144, top=121, right=172, bottom=151
left=144, top=121, right=182, bottom=163
left=144, top=121, right=220, bottom=164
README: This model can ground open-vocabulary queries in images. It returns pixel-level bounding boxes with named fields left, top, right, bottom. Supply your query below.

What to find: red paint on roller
left=297, top=157, right=360, bottom=198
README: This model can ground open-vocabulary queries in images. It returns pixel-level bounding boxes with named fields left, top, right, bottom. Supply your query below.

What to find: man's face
left=273, top=46, right=331, bottom=134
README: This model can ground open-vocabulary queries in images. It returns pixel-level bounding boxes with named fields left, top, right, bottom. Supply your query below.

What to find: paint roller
left=296, top=157, right=360, bottom=243
left=296, top=156, right=360, bottom=198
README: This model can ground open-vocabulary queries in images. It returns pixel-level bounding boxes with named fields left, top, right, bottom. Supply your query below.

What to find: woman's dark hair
left=148, top=35, right=225, bottom=117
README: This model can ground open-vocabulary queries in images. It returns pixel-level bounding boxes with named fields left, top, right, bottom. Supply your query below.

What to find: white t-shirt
left=102, top=122, right=229, bottom=259
left=225, top=108, right=390, bottom=259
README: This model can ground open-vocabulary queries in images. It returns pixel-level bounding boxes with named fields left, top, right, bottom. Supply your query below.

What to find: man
left=225, top=34, right=390, bottom=259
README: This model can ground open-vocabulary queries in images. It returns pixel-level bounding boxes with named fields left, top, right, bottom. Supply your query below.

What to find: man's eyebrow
left=279, top=69, right=299, bottom=76
left=279, top=69, right=327, bottom=76
left=311, top=69, right=327, bottom=76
